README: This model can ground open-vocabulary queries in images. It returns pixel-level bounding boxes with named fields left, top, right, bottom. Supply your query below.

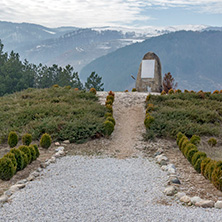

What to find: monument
left=135, top=52, right=162, bottom=92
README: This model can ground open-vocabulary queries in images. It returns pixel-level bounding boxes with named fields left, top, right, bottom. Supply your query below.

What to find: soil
left=1, top=91, right=222, bottom=203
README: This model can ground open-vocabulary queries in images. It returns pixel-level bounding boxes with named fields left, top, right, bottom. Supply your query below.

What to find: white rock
left=16, top=179, right=27, bottom=185
left=50, top=157, right=56, bottom=163
left=161, top=165, right=168, bottom=171
left=175, top=192, right=186, bottom=199
left=167, top=164, right=176, bottom=170
left=36, top=167, right=43, bottom=172
left=180, top=195, right=191, bottom=203
left=167, top=167, right=176, bottom=175
left=195, top=200, right=215, bottom=208
left=63, top=140, right=70, bottom=144
left=9, top=185, right=19, bottom=193
left=55, top=146, right=65, bottom=152
left=31, top=171, right=40, bottom=177
left=55, top=142, right=60, bottom=146
left=190, top=196, right=202, bottom=205
left=156, top=155, right=168, bottom=164
left=164, top=186, right=177, bottom=196
left=0, top=195, right=8, bottom=203
left=215, top=200, right=222, bottom=209
left=27, top=175, right=35, bottom=181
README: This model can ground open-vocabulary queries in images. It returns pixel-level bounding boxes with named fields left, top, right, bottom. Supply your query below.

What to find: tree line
left=0, top=40, right=104, bottom=96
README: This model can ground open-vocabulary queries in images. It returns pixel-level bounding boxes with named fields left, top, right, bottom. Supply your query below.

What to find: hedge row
left=0, top=144, right=40, bottom=181
left=177, top=132, right=222, bottom=191
left=144, top=95, right=155, bottom=129
left=104, top=91, right=116, bottom=136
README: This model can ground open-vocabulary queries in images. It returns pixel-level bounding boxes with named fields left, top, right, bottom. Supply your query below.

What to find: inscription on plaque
left=141, top=60, right=155, bottom=79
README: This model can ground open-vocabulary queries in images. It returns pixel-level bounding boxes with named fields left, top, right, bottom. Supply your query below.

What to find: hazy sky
left=1, top=0, right=222, bottom=28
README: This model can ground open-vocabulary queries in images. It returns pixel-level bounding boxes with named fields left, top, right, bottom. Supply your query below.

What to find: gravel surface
left=1, top=156, right=222, bottom=222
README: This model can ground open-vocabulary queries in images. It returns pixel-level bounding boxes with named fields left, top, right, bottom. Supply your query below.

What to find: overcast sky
left=1, top=0, right=222, bottom=28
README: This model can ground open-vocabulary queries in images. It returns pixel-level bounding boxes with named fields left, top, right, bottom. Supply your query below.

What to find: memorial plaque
left=141, top=60, right=155, bottom=79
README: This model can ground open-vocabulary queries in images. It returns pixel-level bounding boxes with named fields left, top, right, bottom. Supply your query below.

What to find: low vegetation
left=0, top=87, right=107, bottom=144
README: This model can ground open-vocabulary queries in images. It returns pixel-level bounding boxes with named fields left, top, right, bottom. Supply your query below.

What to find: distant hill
left=80, top=31, right=222, bottom=91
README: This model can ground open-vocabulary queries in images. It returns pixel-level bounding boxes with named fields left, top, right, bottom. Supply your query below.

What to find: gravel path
left=1, top=156, right=222, bottom=222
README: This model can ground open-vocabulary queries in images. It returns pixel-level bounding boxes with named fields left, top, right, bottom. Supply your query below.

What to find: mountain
left=0, top=21, right=210, bottom=73
left=80, top=30, right=222, bottom=92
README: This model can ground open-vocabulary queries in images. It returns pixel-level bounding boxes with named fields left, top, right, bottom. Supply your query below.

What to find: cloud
left=0, top=0, right=221, bottom=28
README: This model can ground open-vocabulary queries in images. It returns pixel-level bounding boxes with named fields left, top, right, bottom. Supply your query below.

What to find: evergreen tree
left=163, top=72, right=178, bottom=93
left=85, top=72, right=104, bottom=91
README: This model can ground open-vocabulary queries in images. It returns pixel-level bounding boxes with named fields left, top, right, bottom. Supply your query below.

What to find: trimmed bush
left=105, top=99, right=113, bottom=106
left=40, top=133, right=52, bottom=149
left=132, top=88, right=137, bottom=92
left=0, top=157, right=15, bottom=180
left=187, top=149, right=198, bottom=163
left=28, top=146, right=37, bottom=162
left=178, top=135, right=187, bottom=150
left=194, top=157, right=207, bottom=173
left=105, top=112, right=112, bottom=118
left=108, top=91, right=115, bottom=97
left=213, top=90, right=219, bottom=94
left=18, top=145, right=32, bottom=164
left=10, top=148, right=24, bottom=171
left=161, top=90, right=166, bottom=95
left=146, top=104, right=154, bottom=113
left=3, top=153, right=17, bottom=173
left=184, top=89, right=189, bottom=93
left=211, top=161, right=222, bottom=190
left=104, top=120, right=114, bottom=136
left=146, top=95, right=151, bottom=102
left=30, top=144, right=40, bottom=158
left=168, top=89, right=174, bottom=94
left=22, top=133, right=32, bottom=146
left=106, top=104, right=113, bottom=114
left=8, top=131, right=18, bottom=148
left=201, top=157, right=211, bottom=176
left=176, top=132, right=184, bottom=145
left=184, top=144, right=197, bottom=157
left=144, top=116, right=155, bottom=129
left=124, top=90, right=129, bottom=92
left=181, top=139, right=190, bottom=154
left=106, top=95, right=114, bottom=103
left=191, top=151, right=207, bottom=166
left=89, top=88, right=96, bottom=94
left=175, top=89, right=182, bottom=94
left=190, top=135, right=200, bottom=146
left=20, top=152, right=28, bottom=168
left=208, top=138, right=217, bottom=147
left=204, top=160, right=217, bottom=180
left=106, top=116, right=115, bottom=126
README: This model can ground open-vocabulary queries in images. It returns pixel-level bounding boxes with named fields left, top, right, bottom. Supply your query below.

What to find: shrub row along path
left=1, top=92, right=222, bottom=222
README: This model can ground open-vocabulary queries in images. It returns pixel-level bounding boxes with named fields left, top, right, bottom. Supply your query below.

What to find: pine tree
left=163, top=72, right=178, bottom=93
left=85, top=72, right=104, bottom=91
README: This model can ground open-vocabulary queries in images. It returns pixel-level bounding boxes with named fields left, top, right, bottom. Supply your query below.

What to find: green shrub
left=181, top=139, right=190, bottom=154
left=208, top=138, right=217, bottom=147
left=191, top=151, right=207, bottom=166
left=146, top=104, right=154, bottom=113
left=40, top=133, right=52, bottom=149
left=144, top=116, right=155, bottom=129
left=22, top=133, right=32, bottom=146
left=106, top=95, right=114, bottom=103
left=18, top=145, right=32, bottom=164
left=168, top=89, right=174, bottom=94
left=194, top=157, right=207, bottom=173
left=176, top=132, right=184, bottom=145
left=106, top=104, right=113, bottom=114
left=106, top=116, right=115, bottom=126
left=161, top=91, right=166, bottom=95
left=30, top=144, right=40, bottom=158
left=190, top=135, right=200, bottom=146
left=211, top=161, right=222, bottom=191
left=105, top=112, right=112, bottom=118
left=28, top=146, right=37, bottom=162
left=3, top=153, right=17, bottom=173
left=0, top=157, right=15, bottom=180
left=184, top=144, right=197, bottom=157
left=204, top=160, right=217, bottom=180
left=20, top=152, right=28, bottom=169
left=146, top=94, right=151, bottom=102
left=105, top=99, right=113, bottom=106
left=89, top=88, right=96, bottom=94
left=10, top=148, right=24, bottom=171
left=187, top=149, right=198, bottom=163
left=8, top=131, right=18, bottom=148
left=175, top=89, right=182, bottom=94
left=132, top=88, right=137, bottom=92
left=201, top=157, right=211, bottom=176
left=103, top=120, right=114, bottom=136
left=178, top=135, right=187, bottom=150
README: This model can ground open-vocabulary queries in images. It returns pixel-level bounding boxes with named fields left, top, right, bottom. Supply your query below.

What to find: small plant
left=187, top=148, right=198, bottom=163
left=103, top=120, right=114, bottom=136
left=161, top=90, right=166, bottom=95
left=184, top=89, right=189, bottom=93
left=168, top=89, right=174, bottom=94
left=144, top=115, right=155, bottom=129
left=220, top=90, right=222, bottom=94
left=213, top=90, right=219, bottom=94
left=146, top=95, right=151, bottom=102
left=201, top=157, right=211, bottom=176
left=132, top=88, right=137, bottom=92
left=105, top=112, right=112, bottom=118
left=181, top=139, right=190, bottom=154
left=106, top=95, right=114, bottom=103
left=40, top=133, right=52, bottom=149
left=28, top=146, right=37, bottom=162
left=208, top=138, right=217, bottom=147
left=18, top=145, right=32, bottom=164
left=175, top=89, right=182, bottom=94
left=146, top=104, right=154, bottom=113
left=191, top=151, right=207, bottom=166
left=106, top=104, right=113, bottom=114
left=204, top=160, right=217, bottom=180
left=8, top=131, right=18, bottom=148
left=53, top=84, right=59, bottom=88
left=105, top=99, right=113, bottom=106
left=190, top=135, right=200, bottom=146
left=108, top=91, right=115, bottom=97
left=4, top=153, right=17, bottom=173
left=124, top=90, right=129, bottom=92
left=106, top=116, right=116, bottom=126
left=0, top=157, right=15, bottom=180
left=30, top=144, right=40, bottom=158
left=176, top=132, right=184, bottom=145
left=194, top=157, right=206, bottom=173
left=178, top=135, right=187, bottom=150
left=65, top=85, right=71, bottom=89
left=211, top=161, right=222, bottom=190
left=74, top=88, right=79, bottom=91
left=10, top=148, right=24, bottom=171
left=184, top=143, right=197, bottom=157
left=89, top=88, right=96, bottom=94
left=22, top=133, right=32, bottom=146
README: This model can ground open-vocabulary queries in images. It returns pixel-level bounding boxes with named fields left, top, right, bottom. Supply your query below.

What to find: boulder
left=175, top=192, right=186, bottom=199
left=195, top=200, right=215, bottom=208
left=0, top=195, right=8, bottom=204
left=215, top=201, right=222, bottom=209
left=180, top=195, right=191, bottom=203
left=164, top=186, right=177, bottom=196
left=190, top=196, right=202, bottom=205
left=55, top=146, right=65, bottom=152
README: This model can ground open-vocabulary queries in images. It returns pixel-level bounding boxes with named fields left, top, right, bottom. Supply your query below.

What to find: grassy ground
left=0, top=87, right=106, bottom=144
left=144, top=92, right=222, bottom=140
